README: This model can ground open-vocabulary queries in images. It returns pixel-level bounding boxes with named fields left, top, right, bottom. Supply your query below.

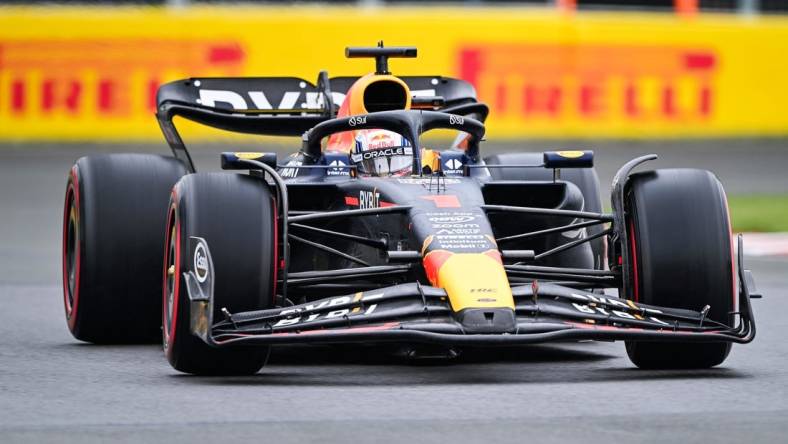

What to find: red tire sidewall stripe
left=628, top=218, right=640, bottom=303
left=163, top=191, right=181, bottom=355
left=721, top=187, right=737, bottom=313
left=271, top=195, right=279, bottom=304
left=63, top=167, right=81, bottom=331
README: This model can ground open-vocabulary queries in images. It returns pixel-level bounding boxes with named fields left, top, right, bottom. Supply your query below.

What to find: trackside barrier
left=1, top=6, right=788, bottom=140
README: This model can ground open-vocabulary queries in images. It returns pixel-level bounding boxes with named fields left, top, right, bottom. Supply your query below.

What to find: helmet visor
left=352, top=145, right=414, bottom=177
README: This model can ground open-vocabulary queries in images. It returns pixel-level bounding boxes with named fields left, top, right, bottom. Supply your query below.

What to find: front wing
left=183, top=237, right=756, bottom=348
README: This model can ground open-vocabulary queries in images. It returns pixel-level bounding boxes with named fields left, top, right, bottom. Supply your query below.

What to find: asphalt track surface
left=1, top=142, right=787, bottom=443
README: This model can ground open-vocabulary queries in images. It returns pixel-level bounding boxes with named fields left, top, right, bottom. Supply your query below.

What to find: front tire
left=62, top=154, right=187, bottom=343
left=163, top=173, right=278, bottom=375
left=624, top=169, right=734, bottom=369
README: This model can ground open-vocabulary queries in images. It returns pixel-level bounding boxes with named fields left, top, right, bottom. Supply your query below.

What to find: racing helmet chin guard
left=351, top=129, right=414, bottom=177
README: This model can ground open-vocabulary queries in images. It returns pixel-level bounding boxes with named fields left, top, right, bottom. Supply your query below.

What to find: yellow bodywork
left=436, top=253, right=514, bottom=312
left=343, top=74, right=412, bottom=115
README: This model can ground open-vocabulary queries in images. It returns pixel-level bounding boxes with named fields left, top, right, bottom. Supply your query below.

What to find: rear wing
left=155, top=74, right=481, bottom=171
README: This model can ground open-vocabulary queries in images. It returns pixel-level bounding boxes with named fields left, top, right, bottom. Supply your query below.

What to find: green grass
left=603, top=194, right=788, bottom=232
left=728, top=194, right=788, bottom=233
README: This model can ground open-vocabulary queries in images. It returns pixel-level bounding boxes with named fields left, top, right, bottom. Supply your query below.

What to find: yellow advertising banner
left=1, top=6, right=788, bottom=140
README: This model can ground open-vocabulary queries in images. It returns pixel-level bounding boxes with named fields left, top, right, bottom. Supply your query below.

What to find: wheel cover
left=62, top=172, right=81, bottom=329
left=66, top=205, right=77, bottom=307
left=162, top=203, right=181, bottom=351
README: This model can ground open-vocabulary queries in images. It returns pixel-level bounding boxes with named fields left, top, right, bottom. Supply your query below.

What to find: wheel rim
left=165, top=222, right=176, bottom=333
left=66, top=204, right=77, bottom=307
left=62, top=176, right=80, bottom=327
left=162, top=203, right=180, bottom=351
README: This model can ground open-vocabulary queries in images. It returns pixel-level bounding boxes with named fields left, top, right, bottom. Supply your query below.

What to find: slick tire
left=62, top=154, right=188, bottom=343
left=484, top=153, right=605, bottom=268
left=624, top=169, right=734, bottom=369
left=163, top=173, right=277, bottom=376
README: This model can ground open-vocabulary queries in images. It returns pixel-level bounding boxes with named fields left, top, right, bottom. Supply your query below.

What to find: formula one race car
left=61, top=44, right=758, bottom=375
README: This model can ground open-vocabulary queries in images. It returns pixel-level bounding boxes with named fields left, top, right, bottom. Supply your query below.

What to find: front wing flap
left=183, top=236, right=756, bottom=348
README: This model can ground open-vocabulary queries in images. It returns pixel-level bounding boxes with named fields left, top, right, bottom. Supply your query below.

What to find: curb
left=738, top=232, right=788, bottom=257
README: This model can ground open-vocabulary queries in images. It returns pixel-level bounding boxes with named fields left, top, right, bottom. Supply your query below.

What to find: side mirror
left=221, top=152, right=278, bottom=170
left=543, top=150, right=594, bottom=169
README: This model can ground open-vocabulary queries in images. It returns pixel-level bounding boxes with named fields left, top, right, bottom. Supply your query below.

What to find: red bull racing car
left=62, top=44, right=758, bottom=375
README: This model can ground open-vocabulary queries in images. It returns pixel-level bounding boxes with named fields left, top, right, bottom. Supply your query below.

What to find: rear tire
left=624, top=169, right=734, bottom=369
left=163, top=173, right=277, bottom=375
left=62, top=154, right=187, bottom=343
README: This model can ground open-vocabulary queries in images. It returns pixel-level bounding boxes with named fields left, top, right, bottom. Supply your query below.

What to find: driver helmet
left=351, top=129, right=413, bottom=177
